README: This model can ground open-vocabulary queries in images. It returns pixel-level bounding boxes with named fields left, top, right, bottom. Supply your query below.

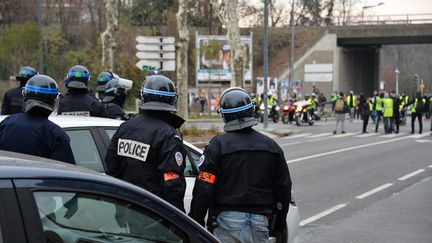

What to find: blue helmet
left=65, top=65, right=90, bottom=89
left=22, top=75, right=59, bottom=112
left=16, top=66, right=38, bottom=82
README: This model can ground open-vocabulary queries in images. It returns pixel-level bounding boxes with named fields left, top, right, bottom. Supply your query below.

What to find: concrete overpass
left=279, top=17, right=432, bottom=97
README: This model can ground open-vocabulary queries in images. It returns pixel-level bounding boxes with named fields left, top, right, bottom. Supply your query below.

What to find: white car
left=0, top=115, right=299, bottom=243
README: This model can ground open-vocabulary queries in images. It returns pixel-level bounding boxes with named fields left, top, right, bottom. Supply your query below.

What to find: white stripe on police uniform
left=117, top=139, right=150, bottom=162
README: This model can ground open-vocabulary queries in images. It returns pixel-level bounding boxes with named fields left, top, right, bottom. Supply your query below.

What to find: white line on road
left=408, top=133, right=431, bottom=139
left=332, top=132, right=359, bottom=138
left=354, top=133, right=377, bottom=138
left=309, top=132, right=333, bottom=138
left=380, top=133, right=405, bottom=138
left=280, top=141, right=301, bottom=147
left=299, top=204, right=347, bottom=227
left=398, top=169, right=426, bottom=181
left=429, top=165, right=432, bottom=168
left=355, top=183, right=393, bottom=199
left=281, top=133, right=312, bottom=139
left=286, top=136, right=409, bottom=164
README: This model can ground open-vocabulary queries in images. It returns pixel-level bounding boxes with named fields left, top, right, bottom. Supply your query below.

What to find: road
left=274, top=118, right=432, bottom=243
left=189, top=116, right=432, bottom=242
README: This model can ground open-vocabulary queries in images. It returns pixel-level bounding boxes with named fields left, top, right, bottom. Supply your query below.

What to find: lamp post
left=361, top=2, right=384, bottom=24
left=263, top=0, right=269, bottom=129
left=395, top=67, right=400, bottom=94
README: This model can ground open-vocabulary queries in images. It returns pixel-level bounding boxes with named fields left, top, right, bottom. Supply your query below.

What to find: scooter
left=259, top=103, right=280, bottom=123
left=281, top=101, right=296, bottom=124
left=293, top=101, right=315, bottom=126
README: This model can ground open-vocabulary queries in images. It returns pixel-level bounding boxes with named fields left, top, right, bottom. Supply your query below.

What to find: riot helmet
left=16, top=66, right=38, bottom=85
left=140, top=75, right=177, bottom=112
left=96, top=71, right=115, bottom=93
left=22, top=75, right=59, bottom=112
left=65, top=65, right=90, bottom=89
left=218, top=87, right=257, bottom=132
left=103, top=74, right=133, bottom=103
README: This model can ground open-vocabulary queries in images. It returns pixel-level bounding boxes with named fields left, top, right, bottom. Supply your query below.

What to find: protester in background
left=347, top=90, right=356, bottom=122
left=392, top=92, right=401, bottom=134
left=374, top=92, right=385, bottom=133
left=382, top=93, right=394, bottom=134
left=359, top=93, right=370, bottom=134
left=199, top=88, right=207, bottom=116
left=333, top=92, right=348, bottom=134
left=318, top=92, right=327, bottom=113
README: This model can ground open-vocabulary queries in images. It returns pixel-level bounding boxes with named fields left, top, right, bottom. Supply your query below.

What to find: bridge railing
left=335, top=13, right=432, bottom=26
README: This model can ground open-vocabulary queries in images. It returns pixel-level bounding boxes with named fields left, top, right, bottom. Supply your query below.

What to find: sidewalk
left=185, top=119, right=294, bottom=148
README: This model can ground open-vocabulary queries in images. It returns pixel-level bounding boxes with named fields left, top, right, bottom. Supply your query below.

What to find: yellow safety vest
left=347, top=95, right=356, bottom=107
left=411, top=97, right=426, bottom=113
left=383, top=98, right=393, bottom=117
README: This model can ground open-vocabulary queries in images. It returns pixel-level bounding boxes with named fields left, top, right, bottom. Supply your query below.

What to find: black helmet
left=16, top=66, right=38, bottom=82
left=140, top=75, right=177, bottom=112
left=103, top=75, right=133, bottom=103
left=22, top=75, right=59, bottom=112
left=96, top=71, right=114, bottom=92
left=65, top=65, right=90, bottom=89
left=218, top=87, right=257, bottom=132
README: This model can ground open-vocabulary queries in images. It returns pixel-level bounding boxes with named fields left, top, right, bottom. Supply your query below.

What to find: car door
left=63, top=127, right=107, bottom=173
left=13, top=178, right=219, bottom=243
left=0, top=179, right=27, bottom=242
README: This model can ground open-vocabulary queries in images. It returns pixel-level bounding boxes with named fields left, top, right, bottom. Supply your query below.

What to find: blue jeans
left=214, top=211, right=269, bottom=243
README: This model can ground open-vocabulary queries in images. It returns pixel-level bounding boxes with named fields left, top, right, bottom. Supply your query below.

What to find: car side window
left=105, top=129, right=117, bottom=140
left=33, top=191, right=189, bottom=243
left=184, top=148, right=200, bottom=177
left=65, top=130, right=105, bottom=173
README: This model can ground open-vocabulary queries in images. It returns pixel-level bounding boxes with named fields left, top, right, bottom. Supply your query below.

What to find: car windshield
left=34, top=191, right=189, bottom=243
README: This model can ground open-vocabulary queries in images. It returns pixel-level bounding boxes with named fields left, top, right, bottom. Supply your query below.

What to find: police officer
left=0, top=75, right=75, bottom=164
left=105, top=75, right=187, bottom=211
left=102, top=74, right=133, bottom=120
left=95, top=70, right=115, bottom=99
left=58, top=65, right=106, bottom=117
left=1, top=66, right=38, bottom=115
left=189, top=88, right=292, bottom=242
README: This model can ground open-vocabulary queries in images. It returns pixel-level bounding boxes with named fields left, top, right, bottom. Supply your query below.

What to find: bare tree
left=213, top=0, right=245, bottom=87
left=100, top=0, right=118, bottom=70
left=176, top=0, right=190, bottom=118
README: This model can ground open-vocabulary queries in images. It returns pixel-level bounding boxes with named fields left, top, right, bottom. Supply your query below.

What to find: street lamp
left=361, top=2, right=384, bottom=24
left=395, top=67, right=400, bottom=94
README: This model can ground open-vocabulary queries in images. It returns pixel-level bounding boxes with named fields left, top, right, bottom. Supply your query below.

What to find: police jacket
left=104, top=102, right=126, bottom=120
left=1, top=87, right=24, bottom=115
left=105, top=110, right=187, bottom=211
left=189, top=127, right=292, bottom=229
left=58, top=89, right=106, bottom=117
left=0, top=113, right=75, bottom=164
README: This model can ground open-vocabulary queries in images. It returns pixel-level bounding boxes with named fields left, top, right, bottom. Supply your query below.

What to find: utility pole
left=263, top=0, right=269, bottom=129
left=289, top=0, right=295, bottom=97
left=35, top=0, right=44, bottom=73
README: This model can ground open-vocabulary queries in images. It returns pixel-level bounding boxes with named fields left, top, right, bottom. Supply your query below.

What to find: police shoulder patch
left=117, top=139, right=150, bottom=162
left=198, top=155, right=205, bottom=167
left=175, top=152, right=183, bottom=166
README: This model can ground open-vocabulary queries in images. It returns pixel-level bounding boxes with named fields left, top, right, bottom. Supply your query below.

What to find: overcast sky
left=361, top=0, right=432, bottom=15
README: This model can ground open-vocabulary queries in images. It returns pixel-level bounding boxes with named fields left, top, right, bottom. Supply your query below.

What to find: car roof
left=0, top=150, right=145, bottom=193
left=0, top=115, right=124, bottom=128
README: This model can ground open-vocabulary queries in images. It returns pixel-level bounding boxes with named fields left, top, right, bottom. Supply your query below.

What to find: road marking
left=380, top=133, right=405, bottom=138
left=280, top=141, right=301, bottom=147
left=299, top=204, right=347, bottom=227
left=355, top=183, right=393, bottom=199
left=309, top=132, right=332, bottom=138
left=286, top=136, right=409, bottom=164
left=309, top=138, right=328, bottom=142
left=415, top=139, right=432, bottom=143
left=398, top=169, right=425, bottom=181
left=429, top=165, right=432, bottom=168
left=354, top=133, right=377, bottom=138
left=408, top=133, right=431, bottom=139
left=332, top=132, right=358, bottom=138
left=282, top=133, right=312, bottom=139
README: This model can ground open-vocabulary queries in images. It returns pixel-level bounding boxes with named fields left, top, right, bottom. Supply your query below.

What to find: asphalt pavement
left=187, top=115, right=432, bottom=243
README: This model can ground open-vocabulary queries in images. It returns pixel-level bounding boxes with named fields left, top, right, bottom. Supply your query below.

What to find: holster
left=269, top=202, right=283, bottom=237
left=206, top=210, right=218, bottom=233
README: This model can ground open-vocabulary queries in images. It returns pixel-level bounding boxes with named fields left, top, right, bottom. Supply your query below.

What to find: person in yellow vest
left=331, top=90, right=338, bottom=112
left=309, top=93, right=319, bottom=119
left=374, top=92, right=384, bottom=133
left=405, top=92, right=426, bottom=134
left=382, top=93, right=394, bottom=134
left=392, top=92, right=402, bottom=134
left=346, top=90, right=356, bottom=122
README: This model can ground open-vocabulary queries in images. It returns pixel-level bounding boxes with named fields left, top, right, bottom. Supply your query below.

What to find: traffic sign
left=135, top=36, right=176, bottom=71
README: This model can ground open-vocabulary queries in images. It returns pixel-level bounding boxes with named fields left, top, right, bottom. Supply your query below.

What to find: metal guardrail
left=335, top=13, right=432, bottom=26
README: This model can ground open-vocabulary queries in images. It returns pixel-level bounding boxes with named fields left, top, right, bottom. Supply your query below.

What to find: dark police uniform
left=189, top=127, right=292, bottom=233
left=58, top=89, right=106, bottom=117
left=0, top=113, right=75, bottom=164
left=105, top=110, right=187, bottom=211
left=104, top=102, right=126, bottom=120
left=1, top=87, right=24, bottom=115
